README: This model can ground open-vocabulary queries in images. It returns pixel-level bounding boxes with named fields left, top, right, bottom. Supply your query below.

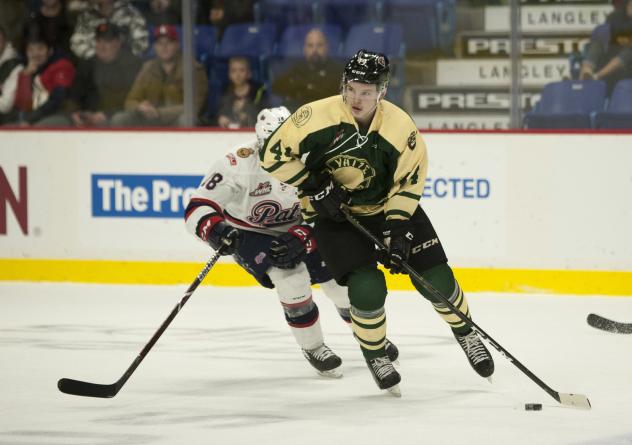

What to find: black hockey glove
left=268, top=225, right=315, bottom=269
left=203, top=218, right=241, bottom=255
left=302, top=173, right=350, bottom=222
left=382, top=219, right=415, bottom=274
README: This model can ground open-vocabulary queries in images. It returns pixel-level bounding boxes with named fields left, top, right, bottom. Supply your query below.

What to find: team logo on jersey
left=328, top=129, right=346, bottom=148
left=291, top=105, right=312, bottom=127
left=407, top=131, right=417, bottom=150
left=236, top=147, right=254, bottom=158
left=325, top=155, right=376, bottom=190
left=249, top=181, right=272, bottom=197
left=247, top=201, right=301, bottom=226
left=225, top=153, right=237, bottom=166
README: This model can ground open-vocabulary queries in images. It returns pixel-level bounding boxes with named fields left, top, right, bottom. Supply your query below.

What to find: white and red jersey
left=185, top=139, right=303, bottom=241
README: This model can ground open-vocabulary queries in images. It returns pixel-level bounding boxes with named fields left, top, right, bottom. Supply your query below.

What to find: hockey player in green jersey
left=260, top=49, right=494, bottom=396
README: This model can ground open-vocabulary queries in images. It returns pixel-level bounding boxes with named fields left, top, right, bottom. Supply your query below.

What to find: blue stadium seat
left=593, top=79, right=632, bottom=129
left=382, top=0, right=455, bottom=53
left=277, top=24, right=343, bottom=57
left=316, top=0, right=380, bottom=32
left=343, top=23, right=405, bottom=58
left=255, top=0, right=316, bottom=34
left=523, top=80, right=607, bottom=129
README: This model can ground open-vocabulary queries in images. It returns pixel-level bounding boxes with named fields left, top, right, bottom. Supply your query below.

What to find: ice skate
left=384, top=338, right=399, bottom=364
left=302, top=344, right=343, bottom=378
left=454, top=330, right=494, bottom=380
left=366, top=355, right=401, bottom=397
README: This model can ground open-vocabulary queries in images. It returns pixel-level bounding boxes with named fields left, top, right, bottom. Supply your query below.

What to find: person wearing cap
left=37, top=22, right=143, bottom=127
left=70, top=0, right=148, bottom=59
left=110, top=24, right=207, bottom=127
left=260, top=49, right=495, bottom=396
left=6, top=23, right=75, bottom=126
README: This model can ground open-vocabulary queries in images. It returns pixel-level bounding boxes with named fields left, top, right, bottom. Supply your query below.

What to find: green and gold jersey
left=260, top=95, right=428, bottom=222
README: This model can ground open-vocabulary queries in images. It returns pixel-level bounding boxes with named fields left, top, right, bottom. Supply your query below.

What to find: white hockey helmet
left=255, top=106, right=291, bottom=147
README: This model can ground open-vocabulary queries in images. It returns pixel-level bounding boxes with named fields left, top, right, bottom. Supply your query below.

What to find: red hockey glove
left=268, top=225, right=315, bottom=269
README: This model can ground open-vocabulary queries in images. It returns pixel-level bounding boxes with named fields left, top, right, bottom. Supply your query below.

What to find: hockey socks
left=351, top=306, right=387, bottom=359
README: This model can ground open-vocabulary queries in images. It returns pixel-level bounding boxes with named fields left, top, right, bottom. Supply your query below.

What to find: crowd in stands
left=0, top=0, right=631, bottom=129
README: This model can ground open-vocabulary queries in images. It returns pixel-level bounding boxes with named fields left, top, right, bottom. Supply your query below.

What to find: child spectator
left=29, top=0, right=73, bottom=55
left=9, top=25, right=76, bottom=126
left=71, top=0, right=149, bottom=59
left=216, top=56, right=268, bottom=128
left=110, top=24, right=207, bottom=127
left=0, top=26, right=23, bottom=124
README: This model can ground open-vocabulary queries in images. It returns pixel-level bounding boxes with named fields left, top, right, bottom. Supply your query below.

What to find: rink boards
left=1, top=129, right=631, bottom=295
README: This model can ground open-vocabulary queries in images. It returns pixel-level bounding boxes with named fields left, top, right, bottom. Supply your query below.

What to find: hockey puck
left=525, top=403, right=542, bottom=411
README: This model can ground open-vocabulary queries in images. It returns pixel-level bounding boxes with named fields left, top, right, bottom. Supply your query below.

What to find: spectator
left=38, top=22, right=142, bottom=127
left=111, top=24, right=207, bottom=127
left=216, top=56, right=268, bottom=128
left=0, top=26, right=23, bottom=124
left=29, top=0, right=73, bottom=55
left=145, top=0, right=181, bottom=26
left=8, top=25, right=75, bottom=126
left=580, top=0, right=632, bottom=89
left=271, top=28, right=344, bottom=111
left=0, top=0, right=29, bottom=51
left=71, top=0, right=149, bottom=59
left=196, top=0, right=253, bottom=39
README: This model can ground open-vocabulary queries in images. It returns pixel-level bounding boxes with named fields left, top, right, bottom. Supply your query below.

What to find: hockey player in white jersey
left=185, top=106, right=399, bottom=377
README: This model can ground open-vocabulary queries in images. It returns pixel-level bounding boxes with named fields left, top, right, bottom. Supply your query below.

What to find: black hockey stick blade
left=587, top=314, right=632, bottom=334
left=58, top=378, right=120, bottom=398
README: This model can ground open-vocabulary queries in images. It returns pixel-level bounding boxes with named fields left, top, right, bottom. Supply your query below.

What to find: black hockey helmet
left=342, top=49, right=390, bottom=89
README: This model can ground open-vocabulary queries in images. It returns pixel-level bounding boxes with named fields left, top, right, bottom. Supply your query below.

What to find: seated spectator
left=38, top=22, right=142, bottom=127
left=71, top=0, right=149, bottom=59
left=29, top=0, right=73, bottom=55
left=6, top=25, right=75, bottom=126
left=145, top=0, right=181, bottom=26
left=580, top=0, right=632, bottom=89
left=111, top=25, right=207, bottom=127
left=216, top=56, right=268, bottom=128
left=196, top=0, right=253, bottom=39
left=0, top=26, right=24, bottom=124
left=0, top=0, right=29, bottom=52
left=271, top=28, right=344, bottom=111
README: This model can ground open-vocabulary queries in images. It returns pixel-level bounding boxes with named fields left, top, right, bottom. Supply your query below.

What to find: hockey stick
left=342, top=209, right=591, bottom=410
left=587, top=313, right=632, bottom=334
left=58, top=248, right=225, bottom=398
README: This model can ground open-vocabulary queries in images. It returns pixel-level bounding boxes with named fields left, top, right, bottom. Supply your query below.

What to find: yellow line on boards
left=0, top=259, right=630, bottom=296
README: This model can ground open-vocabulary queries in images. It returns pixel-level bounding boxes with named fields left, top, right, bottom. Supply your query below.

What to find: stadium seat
left=382, top=0, right=456, bottom=53
left=593, top=79, right=632, bottom=129
left=316, top=0, right=381, bottom=31
left=255, top=0, right=316, bottom=34
left=343, top=23, right=405, bottom=58
left=523, top=80, right=607, bottom=129
left=276, top=24, right=343, bottom=58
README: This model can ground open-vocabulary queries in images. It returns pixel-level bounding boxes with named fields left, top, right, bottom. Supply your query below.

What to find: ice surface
left=1, top=282, right=631, bottom=445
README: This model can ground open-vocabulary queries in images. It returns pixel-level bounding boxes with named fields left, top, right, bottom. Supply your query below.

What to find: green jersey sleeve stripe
left=286, top=167, right=309, bottom=185
left=396, top=191, right=421, bottom=200
left=263, top=161, right=285, bottom=173
left=385, top=209, right=412, bottom=219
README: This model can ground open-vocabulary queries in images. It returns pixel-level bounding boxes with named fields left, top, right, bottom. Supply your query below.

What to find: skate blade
left=385, top=384, right=401, bottom=397
left=318, top=368, right=343, bottom=379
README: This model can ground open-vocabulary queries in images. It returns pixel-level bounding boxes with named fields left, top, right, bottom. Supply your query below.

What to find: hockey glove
left=200, top=217, right=241, bottom=255
left=382, top=219, right=415, bottom=274
left=268, top=225, right=315, bottom=269
left=302, top=174, right=350, bottom=222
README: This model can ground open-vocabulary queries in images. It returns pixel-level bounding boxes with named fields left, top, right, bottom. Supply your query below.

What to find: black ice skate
left=454, top=330, right=494, bottom=380
left=302, top=344, right=343, bottom=378
left=366, top=355, right=401, bottom=397
left=384, top=338, right=399, bottom=364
